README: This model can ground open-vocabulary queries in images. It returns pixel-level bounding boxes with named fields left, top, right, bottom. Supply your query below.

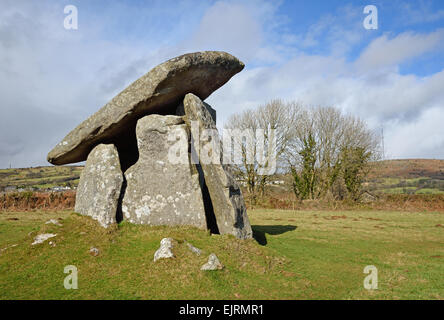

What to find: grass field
left=0, top=166, right=82, bottom=190
left=0, top=209, right=443, bottom=299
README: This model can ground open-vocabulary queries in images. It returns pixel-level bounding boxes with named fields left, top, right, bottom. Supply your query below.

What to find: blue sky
left=1, top=0, right=444, bottom=167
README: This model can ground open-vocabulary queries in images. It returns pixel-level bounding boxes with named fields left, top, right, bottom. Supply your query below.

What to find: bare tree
left=226, top=99, right=380, bottom=202
left=224, top=99, right=300, bottom=203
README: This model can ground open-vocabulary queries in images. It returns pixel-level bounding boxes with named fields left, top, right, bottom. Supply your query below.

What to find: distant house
left=51, top=186, right=71, bottom=192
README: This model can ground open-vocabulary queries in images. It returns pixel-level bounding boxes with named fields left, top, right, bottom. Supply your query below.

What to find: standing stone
left=75, top=144, right=123, bottom=228
left=176, top=101, right=216, bottom=123
left=183, top=93, right=253, bottom=239
left=121, top=114, right=207, bottom=228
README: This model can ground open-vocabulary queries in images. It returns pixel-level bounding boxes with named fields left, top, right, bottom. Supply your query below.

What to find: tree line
left=224, top=99, right=381, bottom=203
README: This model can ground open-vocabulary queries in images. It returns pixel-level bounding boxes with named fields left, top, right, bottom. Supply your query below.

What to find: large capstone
left=75, top=143, right=123, bottom=228
left=47, top=51, right=244, bottom=166
left=183, top=93, right=253, bottom=239
left=121, top=114, right=207, bottom=228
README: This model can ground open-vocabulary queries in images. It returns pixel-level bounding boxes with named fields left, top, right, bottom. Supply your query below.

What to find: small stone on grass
left=154, top=238, right=175, bottom=262
left=32, top=234, right=57, bottom=246
left=45, top=219, right=62, bottom=226
left=89, top=247, right=100, bottom=256
left=201, top=253, right=224, bottom=271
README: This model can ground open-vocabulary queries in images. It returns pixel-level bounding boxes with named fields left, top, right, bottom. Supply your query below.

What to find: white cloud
left=355, top=29, right=444, bottom=71
left=0, top=1, right=171, bottom=167
left=207, top=27, right=444, bottom=159
left=188, top=2, right=262, bottom=62
left=297, top=4, right=369, bottom=57
left=1, top=0, right=444, bottom=168
left=183, top=0, right=288, bottom=65
left=385, top=106, right=444, bottom=159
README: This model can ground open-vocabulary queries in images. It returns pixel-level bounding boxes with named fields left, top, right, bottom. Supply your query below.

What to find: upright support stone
left=75, top=144, right=123, bottom=228
left=183, top=93, right=253, bottom=239
left=176, top=101, right=216, bottom=123
left=121, top=115, right=207, bottom=229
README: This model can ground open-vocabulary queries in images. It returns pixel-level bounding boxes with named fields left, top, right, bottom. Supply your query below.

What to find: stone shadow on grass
left=252, top=225, right=297, bottom=246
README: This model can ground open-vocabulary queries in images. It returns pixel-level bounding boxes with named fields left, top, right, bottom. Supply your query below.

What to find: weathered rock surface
left=121, top=114, right=207, bottom=228
left=75, top=144, right=123, bottom=228
left=47, top=51, right=244, bottom=166
left=186, top=242, right=202, bottom=256
left=32, top=233, right=56, bottom=245
left=45, top=219, right=62, bottom=226
left=201, top=253, right=224, bottom=271
left=183, top=93, right=253, bottom=239
left=154, top=238, right=175, bottom=262
left=176, top=101, right=216, bottom=123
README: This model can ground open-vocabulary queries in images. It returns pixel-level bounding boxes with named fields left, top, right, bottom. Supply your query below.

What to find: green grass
left=380, top=177, right=402, bottom=185
left=0, top=209, right=443, bottom=299
left=368, top=176, right=444, bottom=195
left=416, top=188, right=444, bottom=195
left=381, top=187, right=417, bottom=194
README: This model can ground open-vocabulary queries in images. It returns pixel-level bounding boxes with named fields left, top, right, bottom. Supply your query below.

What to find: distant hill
left=1, top=159, right=443, bottom=194
left=368, top=159, right=444, bottom=179
left=367, top=159, right=444, bottom=195
left=0, top=166, right=82, bottom=191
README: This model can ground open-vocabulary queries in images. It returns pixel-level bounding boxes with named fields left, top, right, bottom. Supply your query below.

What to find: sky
left=0, top=0, right=444, bottom=168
